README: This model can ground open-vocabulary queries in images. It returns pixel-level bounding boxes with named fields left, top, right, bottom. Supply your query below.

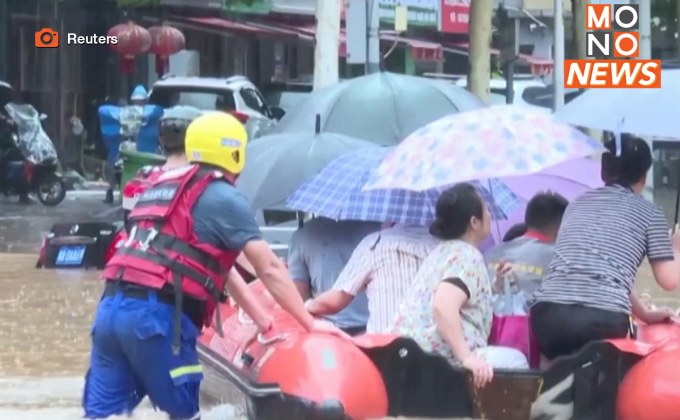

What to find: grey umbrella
left=237, top=117, right=382, bottom=210
left=269, top=72, right=484, bottom=145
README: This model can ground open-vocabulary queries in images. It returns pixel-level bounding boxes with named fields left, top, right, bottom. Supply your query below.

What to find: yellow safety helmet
left=184, top=112, right=249, bottom=174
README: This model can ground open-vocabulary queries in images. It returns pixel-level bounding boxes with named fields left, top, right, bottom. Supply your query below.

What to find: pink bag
left=488, top=277, right=539, bottom=368
left=489, top=313, right=539, bottom=368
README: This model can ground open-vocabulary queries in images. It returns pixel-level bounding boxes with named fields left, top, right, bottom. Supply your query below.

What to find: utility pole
left=571, top=0, right=587, bottom=59
left=677, top=0, right=680, bottom=58
left=313, top=0, right=342, bottom=90
left=468, top=0, right=493, bottom=101
left=636, top=0, right=653, bottom=201
left=553, top=0, right=565, bottom=110
left=367, top=0, right=381, bottom=73
left=636, top=0, right=652, bottom=59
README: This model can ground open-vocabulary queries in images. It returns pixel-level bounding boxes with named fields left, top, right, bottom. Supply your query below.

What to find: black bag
left=37, top=222, right=119, bottom=270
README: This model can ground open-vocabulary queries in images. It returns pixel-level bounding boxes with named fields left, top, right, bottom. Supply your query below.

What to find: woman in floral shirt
left=388, top=183, right=528, bottom=388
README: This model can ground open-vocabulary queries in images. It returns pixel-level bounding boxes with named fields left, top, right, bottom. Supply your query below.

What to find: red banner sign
left=440, top=0, right=470, bottom=34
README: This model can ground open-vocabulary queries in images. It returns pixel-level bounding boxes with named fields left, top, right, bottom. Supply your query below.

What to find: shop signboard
left=379, top=0, right=439, bottom=28
left=440, top=0, right=470, bottom=34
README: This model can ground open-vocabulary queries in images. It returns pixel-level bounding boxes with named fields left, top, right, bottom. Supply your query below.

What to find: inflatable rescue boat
left=199, top=280, right=680, bottom=420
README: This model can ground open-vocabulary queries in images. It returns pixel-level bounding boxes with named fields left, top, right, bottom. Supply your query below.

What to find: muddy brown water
left=0, top=253, right=678, bottom=419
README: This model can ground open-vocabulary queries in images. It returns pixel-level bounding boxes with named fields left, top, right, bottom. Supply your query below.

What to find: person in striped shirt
left=531, top=134, right=680, bottom=364
left=304, top=223, right=441, bottom=334
left=288, top=217, right=380, bottom=335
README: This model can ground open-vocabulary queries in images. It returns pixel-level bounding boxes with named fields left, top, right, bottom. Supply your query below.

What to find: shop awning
left=280, top=24, right=442, bottom=61
left=445, top=42, right=554, bottom=66
left=382, top=33, right=443, bottom=61
left=171, top=16, right=300, bottom=39
left=443, top=42, right=554, bottom=75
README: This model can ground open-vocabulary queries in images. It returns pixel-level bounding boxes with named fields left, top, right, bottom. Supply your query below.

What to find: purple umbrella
left=480, top=157, right=603, bottom=251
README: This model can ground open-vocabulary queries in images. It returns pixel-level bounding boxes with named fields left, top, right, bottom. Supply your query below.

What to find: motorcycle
left=0, top=103, right=66, bottom=206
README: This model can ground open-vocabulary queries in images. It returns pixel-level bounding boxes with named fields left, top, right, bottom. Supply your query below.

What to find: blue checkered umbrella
left=286, top=147, right=520, bottom=225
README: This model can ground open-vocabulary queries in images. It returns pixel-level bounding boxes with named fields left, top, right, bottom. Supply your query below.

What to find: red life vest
left=121, top=166, right=163, bottom=211
left=103, top=164, right=239, bottom=329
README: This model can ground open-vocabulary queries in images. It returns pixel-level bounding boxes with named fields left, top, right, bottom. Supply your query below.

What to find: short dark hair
left=429, top=182, right=485, bottom=240
left=601, top=133, right=652, bottom=186
left=524, top=192, right=569, bottom=230
left=503, top=223, right=528, bottom=242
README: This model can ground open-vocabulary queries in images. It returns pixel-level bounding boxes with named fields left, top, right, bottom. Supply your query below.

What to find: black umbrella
left=238, top=115, right=382, bottom=210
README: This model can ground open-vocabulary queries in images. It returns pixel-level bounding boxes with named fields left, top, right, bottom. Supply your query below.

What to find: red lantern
left=148, top=24, right=185, bottom=76
left=107, top=22, right=152, bottom=75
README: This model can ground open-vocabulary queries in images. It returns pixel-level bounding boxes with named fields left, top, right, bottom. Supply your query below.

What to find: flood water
left=0, top=253, right=244, bottom=420
left=1, top=253, right=680, bottom=419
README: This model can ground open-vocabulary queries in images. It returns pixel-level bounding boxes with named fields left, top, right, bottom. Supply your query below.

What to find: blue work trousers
left=82, top=290, right=203, bottom=419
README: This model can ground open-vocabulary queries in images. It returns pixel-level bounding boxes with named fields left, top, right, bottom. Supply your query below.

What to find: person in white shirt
left=305, top=224, right=440, bottom=334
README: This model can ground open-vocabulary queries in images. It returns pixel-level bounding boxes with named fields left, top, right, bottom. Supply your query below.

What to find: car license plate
left=56, top=245, right=86, bottom=266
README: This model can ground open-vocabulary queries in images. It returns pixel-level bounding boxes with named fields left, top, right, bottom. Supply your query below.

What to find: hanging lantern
left=107, top=21, right=152, bottom=75
left=148, top=24, right=185, bottom=76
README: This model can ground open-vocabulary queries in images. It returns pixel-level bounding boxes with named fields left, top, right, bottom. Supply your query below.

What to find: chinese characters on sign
left=440, top=0, right=470, bottom=34
left=378, top=0, right=440, bottom=27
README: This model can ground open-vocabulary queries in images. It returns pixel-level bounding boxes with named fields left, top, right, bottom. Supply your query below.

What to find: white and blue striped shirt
left=531, top=184, right=674, bottom=314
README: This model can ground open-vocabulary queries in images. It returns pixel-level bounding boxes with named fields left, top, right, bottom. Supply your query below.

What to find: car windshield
left=148, top=86, right=236, bottom=111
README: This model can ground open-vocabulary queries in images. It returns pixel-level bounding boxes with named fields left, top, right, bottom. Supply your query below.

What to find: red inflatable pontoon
left=198, top=280, right=680, bottom=420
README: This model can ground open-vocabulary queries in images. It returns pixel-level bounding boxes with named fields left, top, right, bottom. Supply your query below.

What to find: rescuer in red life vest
left=119, top=105, right=268, bottom=311
left=122, top=105, right=202, bottom=228
left=83, top=112, right=339, bottom=420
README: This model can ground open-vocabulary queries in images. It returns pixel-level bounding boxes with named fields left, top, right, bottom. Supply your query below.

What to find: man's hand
left=493, top=261, right=514, bottom=291
left=672, top=228, right=680, bottom=251
left=641, top=307, right=674, bottom=325
left=310, top=319, right=351, bottom=340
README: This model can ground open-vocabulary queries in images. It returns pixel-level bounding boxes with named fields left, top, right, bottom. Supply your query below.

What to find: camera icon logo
left=35, top=28, right=59, bottom=48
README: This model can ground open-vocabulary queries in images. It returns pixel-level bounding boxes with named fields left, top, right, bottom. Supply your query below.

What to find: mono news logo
left=564, top=2, right=661, bottom=89
left=586, top=3, right=639, bottom=59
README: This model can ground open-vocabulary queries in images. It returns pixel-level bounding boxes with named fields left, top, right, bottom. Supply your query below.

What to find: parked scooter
left=0, top=104, right=66, bottom=206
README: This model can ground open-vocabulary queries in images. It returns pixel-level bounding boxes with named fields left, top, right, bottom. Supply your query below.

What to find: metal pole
left=366, top=0, right=380, bottom=73
left=552, top=0, right=565, bottom=110
left=636, top=0, right=654, bottom=201
left=637, top=0, right=652, bottom=59
left=313, top=0, right=342, bottom=90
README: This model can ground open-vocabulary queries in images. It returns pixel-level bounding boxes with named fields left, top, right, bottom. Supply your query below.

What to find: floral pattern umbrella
left=364, top=105, right=604, bottom=192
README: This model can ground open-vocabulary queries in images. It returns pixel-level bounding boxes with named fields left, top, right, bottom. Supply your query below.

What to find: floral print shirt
left=387, top=239, right=493, bottom=365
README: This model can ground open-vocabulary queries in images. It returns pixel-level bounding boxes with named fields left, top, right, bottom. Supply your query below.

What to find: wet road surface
left=0, top=192, right=123, bottom=253
left=0, top=254, right=246, bottom=419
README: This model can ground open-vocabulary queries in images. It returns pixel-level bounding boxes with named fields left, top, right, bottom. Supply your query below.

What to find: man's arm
left=243, top=240, right=314, bottom=331
left=306, top=289, right=354, bottom=316
left=307, top=236, right=373, bottom=316
left=224, top=268, right=272, bottom=332
left=192, top=182, right=314, bottom=332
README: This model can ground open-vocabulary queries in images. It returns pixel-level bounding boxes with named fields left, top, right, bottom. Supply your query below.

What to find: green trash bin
left=119, top=149, right=166, bottom=191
